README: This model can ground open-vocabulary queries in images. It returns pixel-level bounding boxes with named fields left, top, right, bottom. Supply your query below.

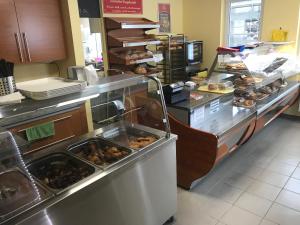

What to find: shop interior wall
left=182, top=0, right=224, bottom=69
left=183, top=0, right=300, bottom=69
left=261, top=0, right=300, bottom=54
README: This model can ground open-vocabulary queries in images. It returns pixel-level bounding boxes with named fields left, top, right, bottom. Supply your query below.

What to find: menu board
left=78, top=0, right=101, bottom=18
left=158, top=3, right=171, bottom=33
left=103, top=0, right=143, bottom=14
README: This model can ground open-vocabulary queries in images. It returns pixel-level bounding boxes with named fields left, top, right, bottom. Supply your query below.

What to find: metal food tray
left=101, top=125, right=161, bottom=151
left=27, top=153, right=96, bottom=194
left=0, top=168, right=50, bottom=220
left=68, top=138, right=133, bottom=170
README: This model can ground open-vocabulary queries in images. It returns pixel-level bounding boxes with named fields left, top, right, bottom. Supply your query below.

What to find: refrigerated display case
left=168, top=44, right=300, bottom=189
left=0, top=75, right=177, bottom=225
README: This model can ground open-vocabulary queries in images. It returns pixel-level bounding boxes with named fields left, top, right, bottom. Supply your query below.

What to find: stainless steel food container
left=100, top=125, right=161, bottom=151
left=68, top=137, right=133, bottom=170
left=27, top=153, right=96, bottom=194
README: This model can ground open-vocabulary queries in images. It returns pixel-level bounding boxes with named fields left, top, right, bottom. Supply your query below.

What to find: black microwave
left=186, top=41, right=203, bottom=65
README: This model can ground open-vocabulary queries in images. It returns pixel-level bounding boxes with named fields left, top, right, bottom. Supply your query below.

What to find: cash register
left=163, top=81, right=189, bottom=104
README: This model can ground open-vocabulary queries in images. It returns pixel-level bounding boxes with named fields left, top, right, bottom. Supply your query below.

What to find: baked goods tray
left=99, top=125, right=161, bottom=151
left=17, top=77, right=87, bottom=100
left=107, top=36, right=161, bottom=48
left=105, top=17, right=160, bottom=30
left=109, top=51, right=163, bottom=66
left=68, top=137, right=133, bottom=170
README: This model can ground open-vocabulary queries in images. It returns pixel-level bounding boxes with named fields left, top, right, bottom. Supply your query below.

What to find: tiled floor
left=171, top=116, right=300, bottom=225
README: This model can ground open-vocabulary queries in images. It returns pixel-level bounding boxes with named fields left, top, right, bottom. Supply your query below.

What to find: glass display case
left=0, top=75, right=177, bottom=225
left=168, top=44, right=299, bottom=189
left=208, top=44, right=300, bottom=109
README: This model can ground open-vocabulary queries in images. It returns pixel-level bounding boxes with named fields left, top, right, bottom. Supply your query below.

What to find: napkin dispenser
left=163, top=81, right=189, bottom=104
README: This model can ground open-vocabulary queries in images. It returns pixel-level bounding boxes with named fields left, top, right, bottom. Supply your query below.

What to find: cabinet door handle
left=22, top=32, right=32, bottom=62
left=14, top=33, right=24, bottom=63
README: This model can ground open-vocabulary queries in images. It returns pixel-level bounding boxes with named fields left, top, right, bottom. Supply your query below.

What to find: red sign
left=103, top=0, right=143, bottom=14
left=158, top=3, right=171, bottom=33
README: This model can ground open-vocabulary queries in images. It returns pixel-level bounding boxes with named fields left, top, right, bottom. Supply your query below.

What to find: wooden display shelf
left=107, top=36, right=161, bottom=48
left=105, top=17, right=160, bottom=30
left=109, top=50, right=162, bottom=66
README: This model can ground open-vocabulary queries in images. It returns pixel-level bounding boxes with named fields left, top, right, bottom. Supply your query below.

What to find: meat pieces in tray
left=103, top=126, right=159, bottom=151
left=69, top=139, right=131, bottom=168
left=128, top=136, right=158, bottom=150
left=28, top=153, right=95, bottom=191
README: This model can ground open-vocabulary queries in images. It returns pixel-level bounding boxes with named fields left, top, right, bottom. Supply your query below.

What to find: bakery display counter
left=168, top=80, right=299, bottom=190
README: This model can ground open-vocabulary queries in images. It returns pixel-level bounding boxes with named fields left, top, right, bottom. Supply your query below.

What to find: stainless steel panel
left=14, top=139, right=177, bottom=225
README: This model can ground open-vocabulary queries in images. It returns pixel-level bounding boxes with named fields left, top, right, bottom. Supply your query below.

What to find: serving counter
left=0, top=75, right=177, bottom=225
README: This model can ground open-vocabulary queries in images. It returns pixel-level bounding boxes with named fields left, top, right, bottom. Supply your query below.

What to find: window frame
left=225, top=0, right=264, bottom=47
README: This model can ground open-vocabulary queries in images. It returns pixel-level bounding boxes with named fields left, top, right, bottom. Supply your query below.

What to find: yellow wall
left=183, top=0, right=223, bottom=69
left=183, top=0, right=300, bottom=69
left=261, top=0, right=300, bottom=43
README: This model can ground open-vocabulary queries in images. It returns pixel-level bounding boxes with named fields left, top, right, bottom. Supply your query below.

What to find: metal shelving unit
left=156, top=34, right=187, bottom=84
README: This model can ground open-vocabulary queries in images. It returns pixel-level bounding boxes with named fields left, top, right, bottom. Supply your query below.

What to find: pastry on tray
left=208, top=83, right=218, bottom=91
left=234, top=76, right=255, bottom=86
left=233, top=97, right=256, bottom=108
left=225, top=63, right=247, bottom=70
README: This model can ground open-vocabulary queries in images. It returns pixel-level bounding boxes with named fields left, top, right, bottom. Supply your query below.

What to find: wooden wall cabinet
left=0, top=0, right=66, bottom=63
left=9, top=105, right=88, bottom=155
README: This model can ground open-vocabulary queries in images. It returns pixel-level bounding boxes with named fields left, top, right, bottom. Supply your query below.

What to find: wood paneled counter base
left=170, top=87, right=299, bottom=190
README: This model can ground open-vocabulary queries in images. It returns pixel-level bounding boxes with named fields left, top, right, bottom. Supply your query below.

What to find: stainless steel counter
left=0, top=75, right=147, bottom=127
left=1, top=125, right=177, bottom=225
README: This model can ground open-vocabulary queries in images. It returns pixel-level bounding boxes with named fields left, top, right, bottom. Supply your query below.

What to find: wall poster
left=103, top=0, right=143, bottom=14
left=158, top=3, right=171, bottom=33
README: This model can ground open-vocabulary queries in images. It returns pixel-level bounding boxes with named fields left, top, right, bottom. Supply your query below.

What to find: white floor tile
left=200, top=197, right=232, bottom=219
left=223, top=172, right=254, bottom=190
left=260, top=219, right=279, bottom=225
left=257, top=170, right=289, bottom=188
left=266, top=160, right=296, bottom=176
left=274, top=153, right=300, bottom=166
left=292, top=167, right=300, bottom=180
left=208, top=182, right=243, bottom=204
left=247, top=180, right=282, bottom=201
left=176, top=192, right=218, bottom=225
left=266, top=203, right=300, bottom=225
left=235, top=163, right=264, bottom=179
left=175, top=214, right=218, bottom=225
left=235, top=192, right=272, bottom=217
left=285, top=178, right=300, bottom=194
left=216, top=222, right=227, bottom=225
left=220, top=206, right=261, bottom=225
left=276, top=190, right=300, bottom=212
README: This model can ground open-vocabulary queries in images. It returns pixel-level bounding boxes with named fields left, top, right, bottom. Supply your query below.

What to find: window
left=227, top=0, right=263, bottom=47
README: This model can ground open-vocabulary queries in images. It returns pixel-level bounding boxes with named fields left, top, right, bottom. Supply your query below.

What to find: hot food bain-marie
left=0, top=75, right=176, bottom=225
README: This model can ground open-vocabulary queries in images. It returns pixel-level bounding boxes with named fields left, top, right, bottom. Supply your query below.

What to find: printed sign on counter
left=190, top=106, right=205, bottom=129
left=103, top=0, right=143, bottom=14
